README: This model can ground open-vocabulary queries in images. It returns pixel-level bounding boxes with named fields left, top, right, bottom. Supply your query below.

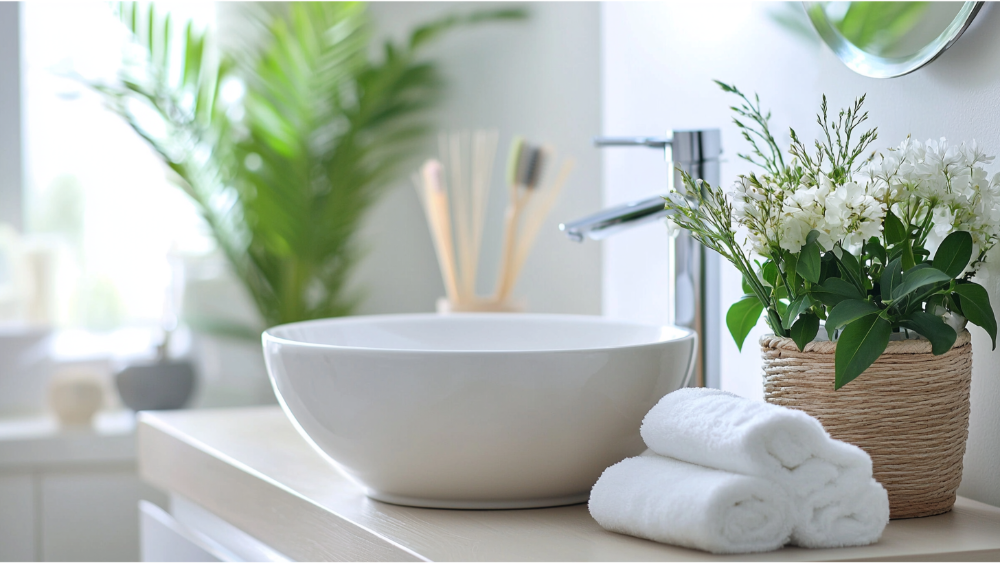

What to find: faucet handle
left=593, top=136, right=671, bottom=149
left=594, top=131, right=721, bottom=163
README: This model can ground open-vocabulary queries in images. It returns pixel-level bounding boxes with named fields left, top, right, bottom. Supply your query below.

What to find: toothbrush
left=419, top=160, right=460, bottom=303
left=510, top=157, right=574, bottom=286
left=495, top=138, right=546, bottom=303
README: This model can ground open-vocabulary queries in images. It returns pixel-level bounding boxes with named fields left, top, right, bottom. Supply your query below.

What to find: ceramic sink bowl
left=263, top=313, right=696, bottom=509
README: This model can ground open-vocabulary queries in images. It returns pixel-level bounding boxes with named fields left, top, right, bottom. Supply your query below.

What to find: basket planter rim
left=760, top=329, right=971, bottom=355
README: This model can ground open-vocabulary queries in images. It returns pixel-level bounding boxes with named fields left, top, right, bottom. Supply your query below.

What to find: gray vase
left=115, top=361, right=195, bottom=411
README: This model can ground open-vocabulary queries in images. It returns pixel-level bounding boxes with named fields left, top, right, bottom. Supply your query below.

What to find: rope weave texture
left=761, top=331, right=972, bottom=519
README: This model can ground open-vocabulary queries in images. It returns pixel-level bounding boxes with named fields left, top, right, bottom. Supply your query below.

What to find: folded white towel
left=793, top=474, right=890, bottom=548
left=641, top=388, right=870, bottom=493
left=589, top=455, right=794, bottom=554
left=640, top=388, right=888, bottom=548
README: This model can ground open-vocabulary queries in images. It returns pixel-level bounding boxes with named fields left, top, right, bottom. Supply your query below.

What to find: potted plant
left=664, top=81, right=1000, bottom=518
left=85, top=3, right=523, bottom=409
left=91, top=3, right=524, bottom=330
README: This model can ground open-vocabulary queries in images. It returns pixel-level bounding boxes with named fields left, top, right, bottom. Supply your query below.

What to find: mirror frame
left=804, top=1, right=985, bottom=79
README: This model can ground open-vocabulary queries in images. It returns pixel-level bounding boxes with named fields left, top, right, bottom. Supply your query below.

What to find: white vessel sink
left=263, top=313, right=696, bottom=509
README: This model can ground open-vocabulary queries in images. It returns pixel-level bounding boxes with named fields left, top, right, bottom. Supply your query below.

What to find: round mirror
left=804, top=2, right=984, bottom=78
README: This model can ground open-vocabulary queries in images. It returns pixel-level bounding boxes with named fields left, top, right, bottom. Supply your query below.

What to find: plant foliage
left=666, top=81, right=1000, bottom=388
left=90, top=2, right=525, bottom=331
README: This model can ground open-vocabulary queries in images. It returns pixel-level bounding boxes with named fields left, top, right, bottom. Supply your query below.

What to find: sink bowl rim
left=262, top=312, right=695, bottom=355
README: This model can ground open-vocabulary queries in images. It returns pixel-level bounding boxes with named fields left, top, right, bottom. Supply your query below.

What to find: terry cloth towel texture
left=640, top=387, right=889, bottom=548
left=589, top=455, right=795, bottom=554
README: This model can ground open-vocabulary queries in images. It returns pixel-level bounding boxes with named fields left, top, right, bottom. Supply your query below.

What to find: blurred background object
left=90, top=1, right=526, bottom=330
left=47, top=366, right=104, bottom=427
left=416, top=131, right=574, bottom=313
left=85, top=1, right=528, bottom=412
left=0, top=324, right=53, bottom=414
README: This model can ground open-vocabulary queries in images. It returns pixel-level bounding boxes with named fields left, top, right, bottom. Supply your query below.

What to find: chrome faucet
left=559, top=129, right=722, bottom=388
left=559, top=130, right=722, bottom=241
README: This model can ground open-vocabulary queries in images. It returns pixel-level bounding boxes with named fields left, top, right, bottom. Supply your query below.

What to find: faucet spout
left=559, top=196, right=672, bottom=242
left=560, top=129, right=721, bottom=242
left=560, top=128, right=723, bottom=390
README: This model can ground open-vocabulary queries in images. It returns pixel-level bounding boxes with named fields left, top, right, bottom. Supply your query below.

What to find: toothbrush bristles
left=522, top=147, right=544, bottom=189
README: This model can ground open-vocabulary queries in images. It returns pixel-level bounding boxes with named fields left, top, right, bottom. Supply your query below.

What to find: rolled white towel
left=640, top=388, right=871, bottom=495
left=640, top=388, right=888, bottom=548
left=793, top=475, right=890, bottom=548
left=589, top=455, right=794, bottom=554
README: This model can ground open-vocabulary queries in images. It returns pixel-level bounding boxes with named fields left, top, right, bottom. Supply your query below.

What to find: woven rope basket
left=761, top=330, right=972, bottom=519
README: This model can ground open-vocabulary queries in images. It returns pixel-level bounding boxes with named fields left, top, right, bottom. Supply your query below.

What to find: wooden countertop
left=138, top=406, right=1000, bottom=562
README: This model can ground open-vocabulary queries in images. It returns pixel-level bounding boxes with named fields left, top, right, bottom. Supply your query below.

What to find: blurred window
left=21, top=2, right=215, bottom=331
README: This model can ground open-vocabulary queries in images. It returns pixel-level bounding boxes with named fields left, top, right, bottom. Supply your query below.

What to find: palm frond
left=92, top=2, right=526, bottom=328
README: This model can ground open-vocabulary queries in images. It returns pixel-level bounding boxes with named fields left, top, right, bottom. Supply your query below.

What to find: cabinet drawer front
left=140, top=501, right=236, bottom=562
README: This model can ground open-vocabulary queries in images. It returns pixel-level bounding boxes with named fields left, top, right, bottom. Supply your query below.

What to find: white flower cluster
left=731, top=173, right=884, bottom=256
left=866, top=138, right=1000, bottom=265
left=729, top=137, right=1000, bottom=277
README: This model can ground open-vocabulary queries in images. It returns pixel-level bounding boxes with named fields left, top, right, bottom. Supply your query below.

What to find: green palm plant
left=92, top=2, right=524, bottom=334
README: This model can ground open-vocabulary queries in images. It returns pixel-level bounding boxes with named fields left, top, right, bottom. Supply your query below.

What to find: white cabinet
left=39, top=468, right=144, bottom=561
left=140, top=501, right=230, bottom=562
left=0, top=411, right=164, bottom=562
left=0, top=473, right=36, bottom=561
left=139, top=495, right=288, bottom=562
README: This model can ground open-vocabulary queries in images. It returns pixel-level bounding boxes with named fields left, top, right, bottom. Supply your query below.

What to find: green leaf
left=890, top=266, right=951, bottom=301
left=865, top=236, right=886, bottom=265
left=947, top=293, right=965, bottom=317
left=784, top=251, right=800, bottom=292
left=932, top=231, right=973, bottom=278
left=880, top=258, right=902, bottom=302
left=813, top=277, right=864, bottom=307
left=796, top=237, right=822, bottom=283
left=727, top=296, right=764, bottom=352
left=836, top=248, right=865, bottom=292
left=899, top=312, right=957, bottom=355
left=826, top=299, right=879, bottom=332
left=835, top=313, right=892, bottom=389
left=409, top=8, right=527, bottom=49
left=782, top=294, right=813, bottom=330
left=901, top=239, right=916, bottom=271
left=885, top=210, right=906, bottom=245
left=954, top=282, right=997, bottom=348
left=774, top=285, right=789, bottom=300
left=818, top=258, right=838, bottom=286
left=790, top=312, right=820, bottom=350
left=741, top=274, right=754, bottom=295
left=760, top=260, right=779, bottom=288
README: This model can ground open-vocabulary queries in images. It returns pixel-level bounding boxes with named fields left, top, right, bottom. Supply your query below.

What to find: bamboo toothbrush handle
left=510, top=159, right=575, bottom=284
left=421, top=161, right=460, bottom=303
left=495, top=193, right=526, bottom=303
left=432, top=189, right=460, bottom=303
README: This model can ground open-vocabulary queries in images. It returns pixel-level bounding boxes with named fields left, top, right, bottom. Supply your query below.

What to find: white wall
left=358, top=2, right=602, bottom=316
left=602, top=2, right=820, bottom=397
left=602, top=1, right=1000, bottom=507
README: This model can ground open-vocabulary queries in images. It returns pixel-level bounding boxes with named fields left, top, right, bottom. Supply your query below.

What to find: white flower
left=825, top=182, right=862, bottom=222
left=926, top=205, right=955, bottom=256
left=725, top=135, right=1000, bottom=268
left=778, top=213, right=811, bottom=252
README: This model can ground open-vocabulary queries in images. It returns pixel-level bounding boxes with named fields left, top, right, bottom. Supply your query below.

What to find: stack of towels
left=589, top=388, right=890, bottom=554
